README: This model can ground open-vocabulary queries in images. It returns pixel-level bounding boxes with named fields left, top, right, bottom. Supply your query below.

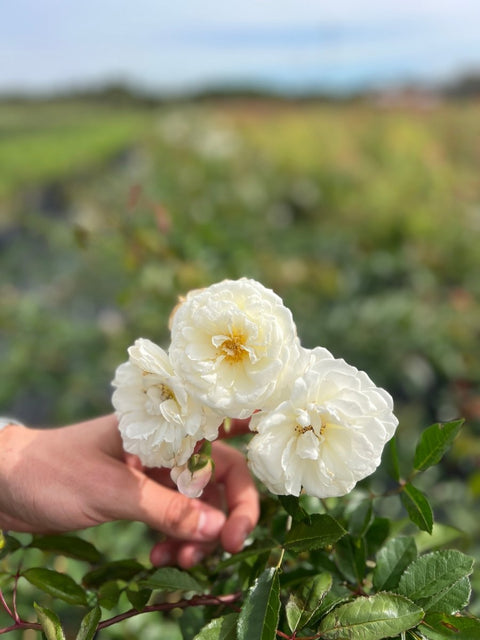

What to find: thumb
left=104, top=464, right=226, bottom=542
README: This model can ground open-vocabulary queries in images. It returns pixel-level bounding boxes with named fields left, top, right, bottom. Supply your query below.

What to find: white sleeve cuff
left=0, top=417, right=24, bottom=431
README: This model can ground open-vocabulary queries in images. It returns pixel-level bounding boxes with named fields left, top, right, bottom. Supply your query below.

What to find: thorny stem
left=0, top=593, right=242, bottom=636
left=97, top=592, right=242, bottom=630
left=1, top=582, right=42, bottom=637
left=0, top=622, right=42, bottom=636
left=1, top=593, right=242, bottom=635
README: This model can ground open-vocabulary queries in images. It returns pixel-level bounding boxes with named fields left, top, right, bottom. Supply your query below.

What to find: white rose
left=112, top=338, right=222, bottom=468
left=169, top=278, right=302, bottom=418
left=247, top=347, right=398, bottom=498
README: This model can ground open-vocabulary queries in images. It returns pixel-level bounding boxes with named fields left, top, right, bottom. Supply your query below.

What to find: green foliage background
left=1, top=97, right=480, bottom=637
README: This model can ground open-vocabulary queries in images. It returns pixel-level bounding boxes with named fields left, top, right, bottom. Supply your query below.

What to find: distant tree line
left=1, top=71, right=480, bottom=105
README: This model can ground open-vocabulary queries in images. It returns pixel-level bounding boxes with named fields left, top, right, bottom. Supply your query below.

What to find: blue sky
left=1, top=1, right=480, bottom=94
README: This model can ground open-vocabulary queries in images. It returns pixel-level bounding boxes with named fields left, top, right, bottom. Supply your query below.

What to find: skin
left=0, top=415, right=259, bottom=568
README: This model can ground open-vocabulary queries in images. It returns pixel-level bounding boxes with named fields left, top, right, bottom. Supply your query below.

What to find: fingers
left=99, top=463, right=227, bottom=544
left=149, top=442, right=259, bottom=567
left=93, top=417, right=258, bottom=562
left=150, top=539, right=217, bottom=569
left=211, top=441, right=260, bottom=554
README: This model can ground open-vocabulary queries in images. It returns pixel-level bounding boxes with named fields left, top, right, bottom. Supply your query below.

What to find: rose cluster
left=112, top=278, right=398, bottom=499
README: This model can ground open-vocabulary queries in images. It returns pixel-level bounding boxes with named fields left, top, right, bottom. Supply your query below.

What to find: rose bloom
left=112, top=338, right=222, bottom=468
left=247, top=347, right=398, bottom=498
left=169, top=278, right=302, bottom=419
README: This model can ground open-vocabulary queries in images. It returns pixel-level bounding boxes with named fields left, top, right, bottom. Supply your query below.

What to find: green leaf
left=413, top=420, right=464, bottom=471
left=23, top=568, right=88, bottom=606
left=373, top=536, right=417, bottom=592
left=335, top=536, right=367, bottom=585
left=284, top=514, right=346, bottom=552
left=138, top=567, right=203, bottom=594
left=319, top=593, right=424, bottom=640
left=82, top=559, right=144, bottom=589
left=97, top=581, right=121, bottom=610
left=397, top=550, right=474, bottom=602
left=194, top=613, right=238, bottom=639
left=365, top=517, right=391, bottom=558
left=285, top=595, right=303, bottom=633
left=286, top=572, right=332, bottom=632
left=0, top=571, right=12, bottom=588
left=278, top=495, right=310, bottom=524
left=180, top=607, right=206, bottom=639
left=126, top=586, right=152, bottom=610
left=76, top=606, right=101, bottom=640
left=237, top=568, right=280, bottom=640
left=348, top=499, right=373, bottom=537
left=0, top=533, right=22, bottom=559
left=29, top=535, right=102, bottom=563
left=420, top=576, right=471, bottom=614
left=34, top=603, right=66, bottom=640
left=216, top=545, right=275, bottom=571
left=246, top=551, right=273, bottom=588
left=418, top=612, right=480, bottom=639
left=401, top=483, right=433, bottom=533
left=310, top=589, right=353, bottom=625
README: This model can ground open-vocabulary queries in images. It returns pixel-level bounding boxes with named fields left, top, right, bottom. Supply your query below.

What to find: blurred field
left=2, top=98, right=480, bottom=427
left=0, top=102, right=151, bottom=203
left=1, top=97, right=480, bottom=629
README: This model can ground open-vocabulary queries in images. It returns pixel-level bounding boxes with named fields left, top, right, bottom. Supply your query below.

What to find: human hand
left=0, top=415, right=259, bottom=567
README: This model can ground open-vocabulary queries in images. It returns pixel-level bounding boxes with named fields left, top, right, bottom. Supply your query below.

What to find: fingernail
left=237, top=528, right=248, bottom=549
left=191, top=549, right=205, bottom=565
left=151, top=547, right=171, bottom=566
left=197, top=509, right=226, bottom=539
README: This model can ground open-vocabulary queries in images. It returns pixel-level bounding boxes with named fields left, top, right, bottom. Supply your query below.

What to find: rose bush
left=1, top=280, right=477, bottom=640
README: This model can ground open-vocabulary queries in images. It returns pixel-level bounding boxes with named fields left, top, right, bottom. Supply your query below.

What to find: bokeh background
left=1, top=1, right=480, bottom=633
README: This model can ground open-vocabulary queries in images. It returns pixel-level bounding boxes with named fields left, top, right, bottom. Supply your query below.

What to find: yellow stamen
left=295, top=424, right=314, bottom=435
left=295, top=423, right=327, bottom=437
left=157, top=384, right=174, bottom=402
left=219, top=332, right=247, bottom=364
